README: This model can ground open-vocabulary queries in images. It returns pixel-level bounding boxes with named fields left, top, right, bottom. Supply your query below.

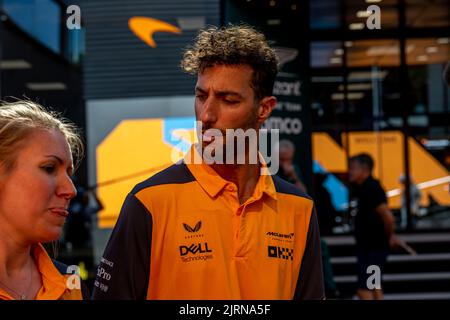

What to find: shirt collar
left=32, top=243, right=67, bottom=300
left=184, top=144, right=277, bottom=201
left=0, top=244, right=67, bottom=300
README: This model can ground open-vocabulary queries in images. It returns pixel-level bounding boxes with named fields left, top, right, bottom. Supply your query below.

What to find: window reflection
left=310, top=0, right=341, bottom=30
left=407, top=0, right=450, bottom=27
left=3, top=0, right=61, bottom=53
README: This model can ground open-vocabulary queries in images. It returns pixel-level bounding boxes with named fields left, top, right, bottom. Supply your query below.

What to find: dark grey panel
left=83, top=0, right=220, bottom=99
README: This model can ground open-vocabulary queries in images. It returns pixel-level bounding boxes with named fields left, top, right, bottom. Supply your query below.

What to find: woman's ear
left=257, top=96, right=277, bottom=123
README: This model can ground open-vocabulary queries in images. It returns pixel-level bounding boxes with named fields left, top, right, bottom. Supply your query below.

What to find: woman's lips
left=49, top=208, right=69, bottom=218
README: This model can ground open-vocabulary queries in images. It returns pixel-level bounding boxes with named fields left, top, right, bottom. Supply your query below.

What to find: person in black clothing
left=65, top=182, right=103, bottom=250
left=313, top=173, right=339, bottom=298
left=348, top=153, right=401, bottom=300
left=314, top=173, right=336, bottom=236
left=444, top=61, right=450, bottom=86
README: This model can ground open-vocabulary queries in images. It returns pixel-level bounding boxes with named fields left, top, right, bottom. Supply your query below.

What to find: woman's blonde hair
left=0, top=100, right=84, bottom=172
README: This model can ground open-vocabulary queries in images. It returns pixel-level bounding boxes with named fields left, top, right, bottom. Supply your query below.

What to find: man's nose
left=199, top=97, right=218, bottom=124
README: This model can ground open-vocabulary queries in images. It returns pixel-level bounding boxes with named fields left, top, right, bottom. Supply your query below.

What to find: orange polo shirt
left=0, top=244, right=83, bottom=300
left=93, top=145, right=324, bottom=300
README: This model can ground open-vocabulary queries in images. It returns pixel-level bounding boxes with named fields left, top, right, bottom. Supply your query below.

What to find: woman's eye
left=43, top=165, right=56, bottom=174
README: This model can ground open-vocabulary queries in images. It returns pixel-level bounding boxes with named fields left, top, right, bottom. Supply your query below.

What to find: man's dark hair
left=349, top=153, right=374, bottom=172
left=181, top=24, right=279, bottom=101
left=444, top=61, right=450, bottom=87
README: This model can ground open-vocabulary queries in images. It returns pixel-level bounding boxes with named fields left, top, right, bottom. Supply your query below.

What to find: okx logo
left=183, top=221, right=202, bottom=233
left=179, top=243, right=212, bottom=256
left=268, top=246, right=294, bottom=261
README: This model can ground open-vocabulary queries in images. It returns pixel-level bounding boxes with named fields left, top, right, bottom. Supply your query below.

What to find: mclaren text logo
left=268, top=246, right=294, bottom=261
left=183, top=221, right=202, bottom=233
left=266, top=231, right=294, bottom=240
left=179, top=243, right=213, bottom=263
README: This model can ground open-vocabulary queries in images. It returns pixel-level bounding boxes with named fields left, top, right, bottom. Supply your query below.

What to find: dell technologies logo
left=179, top=242, right=213, bottom=263
left=179, top=243, right=212, bottom=256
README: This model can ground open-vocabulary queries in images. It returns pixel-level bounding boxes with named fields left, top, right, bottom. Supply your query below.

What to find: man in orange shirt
left=92, top=25, right=324, bottom=300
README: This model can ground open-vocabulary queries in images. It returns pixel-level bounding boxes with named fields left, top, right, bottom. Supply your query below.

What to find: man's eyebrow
left=195, top=86, right=207, bottom=93
left=216, top=91, right=243, bottom=99
left=195, top=87, right=243, bottom=99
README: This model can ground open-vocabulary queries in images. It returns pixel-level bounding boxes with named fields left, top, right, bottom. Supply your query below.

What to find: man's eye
left=196, top=94, right=206, bottom=100
left=224, top=99, right=239, bottom=104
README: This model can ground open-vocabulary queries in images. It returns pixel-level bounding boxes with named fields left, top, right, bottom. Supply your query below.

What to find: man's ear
left=256, top=96, right=277, bottom=124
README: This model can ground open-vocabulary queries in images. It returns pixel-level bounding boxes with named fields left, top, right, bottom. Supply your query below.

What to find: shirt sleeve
left=293, top=207, right=326, bottom=300
left=372, top=180, right=388, bottom=208
left=91, top=193, right=153, bottom=300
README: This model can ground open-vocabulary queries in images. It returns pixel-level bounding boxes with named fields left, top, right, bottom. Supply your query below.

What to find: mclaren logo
left=183, top=221, right=202, bottom=233
left=266, top=231, right=294, bottom=239
left=128, top=16, right=181, bottom=48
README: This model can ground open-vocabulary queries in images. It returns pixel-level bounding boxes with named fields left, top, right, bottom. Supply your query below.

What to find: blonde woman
left=0, top=100, right=87, bottom=300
